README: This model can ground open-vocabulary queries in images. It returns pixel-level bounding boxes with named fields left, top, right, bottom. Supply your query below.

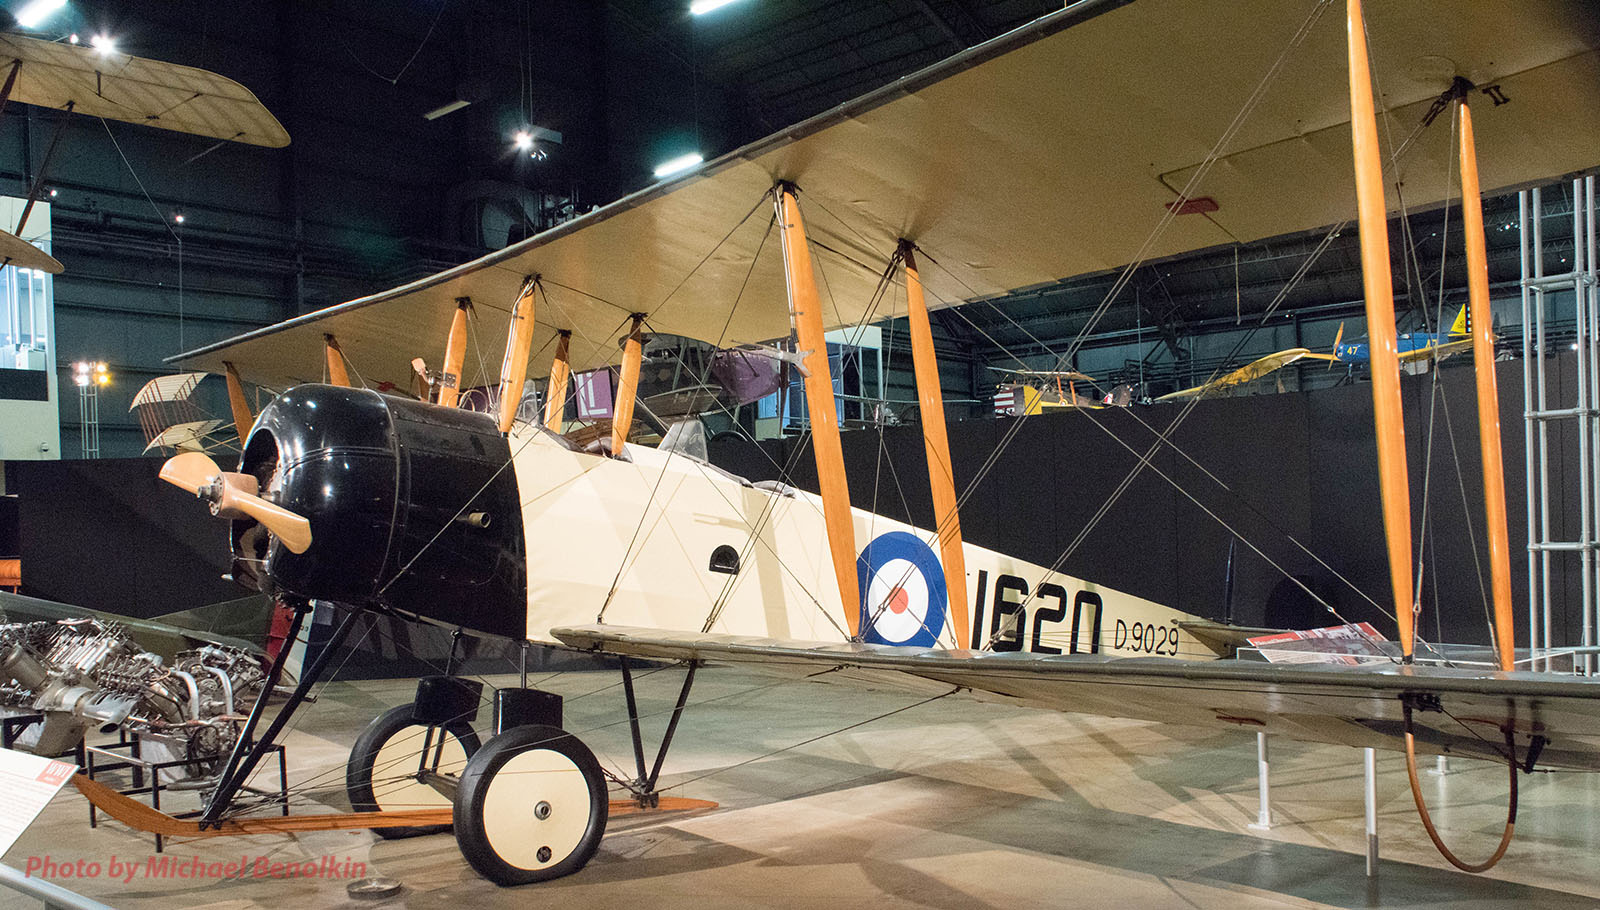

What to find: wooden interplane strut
left=497, top=278, right=538, bottom=434
left=1457, top=99, right=1516, bottom=672
left=901, top=243, right=969, bottom=648
left=323, top=334, right=350, bottom=388
left=221, top=361, right=253, bottom=441
left=612, top=317, right=645, bottom=454
left=545, top=330, right=572, bottom=431
left=438, top=299, right=470, bottom=408
left=1345, top=0, right=1415, bottom=659
left=776, top=184, right=860, bottom=638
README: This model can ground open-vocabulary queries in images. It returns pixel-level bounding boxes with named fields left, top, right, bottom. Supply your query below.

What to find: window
left=0, top=262, right=51, bottom=372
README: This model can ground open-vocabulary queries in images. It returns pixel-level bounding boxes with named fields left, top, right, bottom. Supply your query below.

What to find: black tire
left=453, top=724, right=609, bottom=886
left=346, top=703, right=481, bottom=839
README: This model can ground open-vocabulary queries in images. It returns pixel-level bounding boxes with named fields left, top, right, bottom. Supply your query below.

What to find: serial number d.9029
left=1112, top=618, right=1180, bottom=656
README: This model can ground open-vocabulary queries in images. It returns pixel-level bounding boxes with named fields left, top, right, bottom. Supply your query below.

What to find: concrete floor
left=6, top=665, right=1600, bottom=909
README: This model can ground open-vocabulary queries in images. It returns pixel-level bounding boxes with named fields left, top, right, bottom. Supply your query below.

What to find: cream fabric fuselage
left=513, top=428, right=1216, bottom=660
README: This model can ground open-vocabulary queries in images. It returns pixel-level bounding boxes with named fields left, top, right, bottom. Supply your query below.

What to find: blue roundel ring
left=856, top=531, right=946, bottom=647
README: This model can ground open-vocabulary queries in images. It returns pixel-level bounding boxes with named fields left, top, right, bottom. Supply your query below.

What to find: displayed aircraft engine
left=226, top=383, right=526, bottom=638
left=0, top=616, right=264, bottom=772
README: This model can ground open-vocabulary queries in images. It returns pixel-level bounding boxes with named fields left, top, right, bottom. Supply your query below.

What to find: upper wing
left=1155, top=348, right=1311, bottom=402
left=553, top=624, right=1600, bottom=772
left=171, top=0, right=1600, bottom=390
left=0, top=33, right=288, bottom=147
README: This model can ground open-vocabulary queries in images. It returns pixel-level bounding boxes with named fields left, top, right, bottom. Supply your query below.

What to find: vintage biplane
left=64, top=0, right=1600, bottom=889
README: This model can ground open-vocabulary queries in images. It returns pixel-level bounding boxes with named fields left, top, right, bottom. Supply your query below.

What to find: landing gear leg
left=619, top=658, right=698, bottom=809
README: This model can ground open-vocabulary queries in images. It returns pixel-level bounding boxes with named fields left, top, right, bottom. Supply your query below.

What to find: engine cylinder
left=236, top=384, right=526, bottom=638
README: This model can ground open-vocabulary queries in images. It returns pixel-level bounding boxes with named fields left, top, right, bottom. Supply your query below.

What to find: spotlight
left=47, top=188, right=57, bottom=198
left=512, top=129, right=533, bottom=151
left=653, top=152, right=703, bottom=178
left=90, top=34, right=116, bottom=55
left=67, top=33, right=78, bottom=44
left=173, top=211, right=185, bottom=224
left=690, top=0, right=742, bottom=14
left=14, top=0, right=66, bottom=30
left=72, top=361, right=110, bottom=387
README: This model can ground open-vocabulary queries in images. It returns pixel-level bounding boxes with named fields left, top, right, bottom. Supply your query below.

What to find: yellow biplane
left=65, top=0, right=1600, bottom=888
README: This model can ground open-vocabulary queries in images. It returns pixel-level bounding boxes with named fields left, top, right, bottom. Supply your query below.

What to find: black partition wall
left=712, top=355, right=1579, bottom=648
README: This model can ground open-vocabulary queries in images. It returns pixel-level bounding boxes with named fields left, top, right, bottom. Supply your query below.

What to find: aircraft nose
left=228, top=384, right=527, bottom=637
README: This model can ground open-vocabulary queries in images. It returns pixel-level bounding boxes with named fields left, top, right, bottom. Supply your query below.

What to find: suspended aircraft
left=61, top=0, right=1600, bottom=889
left=989, top=367, right=1102, bottom=414
left=1155, top=303, right=1475, bottom=401
left=0, top=31, right=288, bottom=268
left=1314, top=304, right=1476, bottom=367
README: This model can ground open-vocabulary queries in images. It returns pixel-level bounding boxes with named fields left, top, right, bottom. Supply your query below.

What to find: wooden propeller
left=159, top=452, right=312, bottom=554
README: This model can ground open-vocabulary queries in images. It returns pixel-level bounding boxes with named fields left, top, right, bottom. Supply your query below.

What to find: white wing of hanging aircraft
left=170, top=0, right=1600, bottom=391
left=0, top=32, right=289, bottom=147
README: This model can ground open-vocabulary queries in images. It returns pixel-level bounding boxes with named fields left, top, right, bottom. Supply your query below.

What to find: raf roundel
left=855, top=531, right=947, bottom=648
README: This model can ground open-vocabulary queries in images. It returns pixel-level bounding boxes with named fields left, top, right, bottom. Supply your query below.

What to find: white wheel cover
left=370, top=725, right=470, bottom=809
left=481, top=748, right=592, bottom=870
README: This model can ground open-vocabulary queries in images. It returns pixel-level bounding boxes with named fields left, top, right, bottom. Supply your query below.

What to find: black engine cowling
left=231, top=384, right=526, bottom=639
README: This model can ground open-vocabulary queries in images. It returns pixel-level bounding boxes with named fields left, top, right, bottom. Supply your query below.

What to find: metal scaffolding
left=1522, top=177, right=1599, bottom=670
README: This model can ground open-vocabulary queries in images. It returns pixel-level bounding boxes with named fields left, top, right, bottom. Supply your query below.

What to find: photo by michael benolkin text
left=24, top=854, right=368, bottom=883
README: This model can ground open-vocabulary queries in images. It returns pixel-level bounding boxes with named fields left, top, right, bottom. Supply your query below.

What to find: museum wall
left=713, top=355, right=1576, bottom=648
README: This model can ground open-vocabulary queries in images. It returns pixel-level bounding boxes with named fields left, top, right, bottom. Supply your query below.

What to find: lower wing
left=553, top=624, right=1600, bottom=771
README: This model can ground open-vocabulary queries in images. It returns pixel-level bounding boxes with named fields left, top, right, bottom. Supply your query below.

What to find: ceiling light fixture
left=689, top=0, right=742, bottom=15
left=14, top=0, right=66, bottom=30
left=653, top=152, right=703, bottom=178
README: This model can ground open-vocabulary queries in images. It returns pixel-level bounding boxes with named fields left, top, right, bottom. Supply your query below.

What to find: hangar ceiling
left=0, top=0, right=1591, bottom=455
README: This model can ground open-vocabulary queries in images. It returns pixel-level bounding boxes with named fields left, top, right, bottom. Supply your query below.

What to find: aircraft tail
left=1449, top=304, right=1469, bottom=335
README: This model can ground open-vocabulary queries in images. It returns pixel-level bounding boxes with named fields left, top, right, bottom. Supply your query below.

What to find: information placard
left=0, top=748, right=75, bottom=859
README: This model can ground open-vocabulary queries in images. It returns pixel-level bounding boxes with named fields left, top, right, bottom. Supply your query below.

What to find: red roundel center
left=886, top=586, right=910, bottom=614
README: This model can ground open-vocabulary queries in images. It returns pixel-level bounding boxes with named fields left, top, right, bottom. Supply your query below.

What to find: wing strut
left=323, top=334, right=351, bottom=387
left=777, top=183, right=860, bottom=638
left=611, top=316, right=645, bottom=454
left=545, top=329, right=572, bottom=431
left=437, top=298, right=470, bottom=408
left=222, top=361, right=254, bottom=441
left=1346, top=0, right=1415, bottom=660
left=496, top=277, right=537, bottom=433
left=902, top=242, right=969, bottom=647
left=1458, top=95, right=1517, bottom=672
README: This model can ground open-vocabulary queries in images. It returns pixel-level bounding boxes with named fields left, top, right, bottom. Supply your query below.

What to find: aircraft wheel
left=347, top=703, right=481, bottom=839
left=453, top=724, right=608, bottom=886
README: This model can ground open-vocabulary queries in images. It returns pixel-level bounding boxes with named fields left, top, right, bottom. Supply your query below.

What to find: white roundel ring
left=856, top=531, right=947, bottom=647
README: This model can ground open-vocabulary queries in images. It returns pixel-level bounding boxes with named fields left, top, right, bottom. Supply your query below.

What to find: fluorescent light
left=653, top=152, right=703, bottom=178
left=423, top=99, right=470, bottom=121
left=15, top=0, right=66, bottom=29
left=690, top=0, right=742, bottom=14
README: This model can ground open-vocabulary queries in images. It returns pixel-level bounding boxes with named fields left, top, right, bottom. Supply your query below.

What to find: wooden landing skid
left=73, top=774, right=716, bottom=838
